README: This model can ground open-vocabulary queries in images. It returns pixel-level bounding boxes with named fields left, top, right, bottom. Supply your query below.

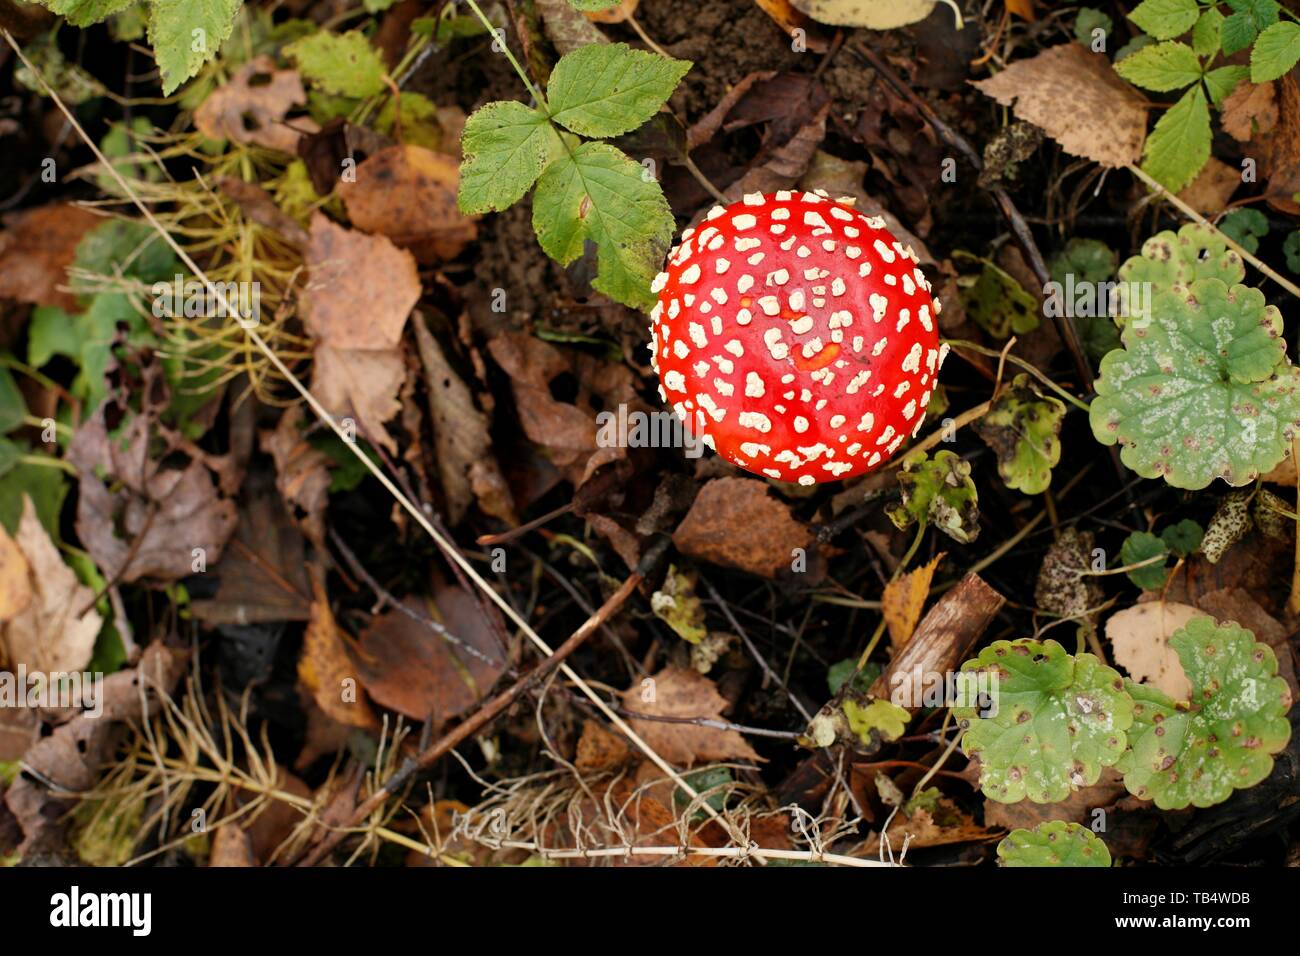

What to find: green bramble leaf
left=1228, top=0, right=1280, bottom=31
left=1114, top=41, right=1203, bottom=91
left=1118, top=617, right=1292, bottom=809
left=458, top=101, right=565, bottom=215
left=1116, top=222, right=1245, bottom=324
left=1128, top=0, right=1199, bottom=41
left=973, top=373, right=1066, bottom=495
left=1120, top=531, right=1170, bottom=590
left=998, top=821, right=1112, bottom=867
left=1091, top=279, right=1300, bottom=489
left=1139, top=84, right=1210, bottom=192
left=284, top=30, right=387, bottom=99
left=1219, top=207, right=1269, bottom=254
left=885, top=449, right=980, bottom=545
left=1221, top=13, right=1258, bottom=55
left=34, top=0, right=135, bottom=27
left=1204, top=64, right=1249, bottom=105
left=1250, top=21, right=1300, bottom=83
left=1192, top=7, right=1225, bottom=57
left=956, top=639, right=1134, bottom=804
left=546, top=42, right=691, bottom=139
left=532, top=141, right=675, bottom=310
left=147, top=0, right=243, bottom=95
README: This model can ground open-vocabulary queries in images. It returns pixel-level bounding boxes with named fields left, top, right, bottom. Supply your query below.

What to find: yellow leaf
left=883, top=553, right=943, bottom=650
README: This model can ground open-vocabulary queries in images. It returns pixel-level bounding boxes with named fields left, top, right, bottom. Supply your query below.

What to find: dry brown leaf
left=299, top=568, right=377, bottom=730
left=1106, top=600, right=1206, bottom=699
left=1261, top=74, right=1300, bottom=215
left=862, top=789, right=1000, bottom=853
left=194, top=56, right=318, bottom=153
left=620, top=666, right=759, bottom=767
left=259, top=406, right=331, bottom=549
left=209, top=824, right=256, bottom=867
left=584, top=0, right=638, bottom=23
left=972, top=43, right=1147, bottom=168
left=575, top=719, right=633, bottom=772
left=338, top=145, right=477, bottom=263
left=883, top=554, right=943, bottom=650
left=1176, top=157, right=1239, bottom=214
left=0, top=523, right=32, bottom=624
left=311, top=345, right=406, bottom=455
left=1222, top=81, right=1278, bottom=142
left=1, top=496, right=101, bottom=675
left=672, top=478, right=812, bottom=579
left=1005, top=0, right=1036, bottom=20
left=798, top=150, right=933, bottom=264
left=0, top=203, right=101, bottom=310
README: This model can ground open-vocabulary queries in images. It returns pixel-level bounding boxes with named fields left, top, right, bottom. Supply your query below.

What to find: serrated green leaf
left=1120, top=531, right=1170, bottom=590
left=284, top=30, right=386, bottom=99
left=1227, top=0, right=1280, bottom=31
left=531, top=141, right=674, bottom=310
left=1128, top=0, right=1199, bottom=41
left=1192, top=7, right=1225, bottom=56
left=1091, top=278, right=1300, bottom=489
left=956, top=639, right=1133, bottom=804
left=1118, top=617, right=1292, bottom=809
left=998, top=821, right=1112, bottom=867
left=885, top=450, right=981, bottom=545
left=973, top=374, right=1065, bottom=495
left=546, top=42, right=691, bottom=139
left=1160, top=518, right=1204, bottom=557
left=1250, top=21, right=1300, bottom=82
left=1204, top=64, right=1249, bottom=104
left=1221, top=12, right=1258, bottom=55
left=458, top=101, right=564, bottom=214
left=1140, top=84, right=1211, bottom=192
left=35, top=0, right=136, bottom=27
left=1114, top=40, right=1203, bottom=91
left=147, top=0, right=243, bottom=95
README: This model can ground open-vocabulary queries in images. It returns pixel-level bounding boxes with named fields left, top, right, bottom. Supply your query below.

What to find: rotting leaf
left=620, top=666, right=759, bottom=767
left=956, top=253, right=1040, bottom=339
left=997, top=820, right=1111, bottom=867
left=650, top=565, right=708, bottom=646
left=886, top=450, right=981, bottom=545
left=974, top=374, right=1066, bottom=495
left=882, top=554, right=942, bottom=650
left=672, top=477, right=814, bottom=579
left=194, top=56, right=318, bottom=153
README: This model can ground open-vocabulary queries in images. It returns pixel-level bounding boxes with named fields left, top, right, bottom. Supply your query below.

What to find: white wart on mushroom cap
left=649, top=190, right=945, bottom=485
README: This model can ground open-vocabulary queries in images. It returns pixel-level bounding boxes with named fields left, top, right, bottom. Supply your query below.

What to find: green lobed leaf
left=1120, top=531, right=1170, bottom=590
left=1118, top=617, right=1292, bottom=809
left=531, top=141, right=674, bottom=310
left=147, top=0, right=243, bottom=95
left=1285, top=230, right=1300, bottom=274
left=1090, top=278, right=1300, bottom=489
left=1114, top=40, right=1203, bottom=91
left=973, top=374, right=1066, bottom=495
left=998, top=821, right=1112, bottom=867
left=284, top=30, right=387, bottom=99
left=1251, top=21, right=1300, bottom=83
left=956, top=639, right=1134, bottom=804
left=1116, top=222, right=1245, bottom=324
left=1139, top=84, right=1210, bottom=193
left=1219, top=207, right=1269, bottom=254
left=885, top=450, right=981, bottom=545
left=1050, top=238, right=1117, bottom=286
left=1075, top=8, right=1113, bottom=45
left=458, top=101, right=564, bottom=215
left=1128, top=0, right=1199, bottom=41
left=1160, top=518, right=1204, bottom=557
left=546, top=42, right=691, bottom=139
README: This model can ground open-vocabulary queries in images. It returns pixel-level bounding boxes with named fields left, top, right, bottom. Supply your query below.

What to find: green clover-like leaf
left=1090, top=278, right=1300, bottom=489
left=956, top=639, right=1133, bottom=804
left=973, top=374, right=1066, bottom=495
left=1117, top=223, right=1246, bottom=322
left=1117, top=617, right=1293, bottom=809
left=885, top=450, right=980, bottom=545
left=997, top=821, right=1112, bottom=867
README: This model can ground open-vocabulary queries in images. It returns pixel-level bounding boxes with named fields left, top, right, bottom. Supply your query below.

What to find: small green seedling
left=1118, top=617, right=1292, bottom=810
left=886, top=450, right=981, bottom=545
left=973, top=373, right=1066, bottom=495
left=997, top=820, right=1112, bottom=867
left=954, top=639, right=1133, bottom=804
left=1119, top=519, right=1203, bottom=590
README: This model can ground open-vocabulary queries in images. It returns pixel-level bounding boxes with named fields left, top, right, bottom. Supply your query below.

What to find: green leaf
left=1250, top=21, right=1300, bottom=82
left=1074, top=8, right=1113, bottom=44
left=1139, top=84, right=1211, bottom=194
left=1160, top=518, right=1204, bottom=557
left=885, top=450, right=981, bottom=545
left=1219, top=207, right=1269, bottom=254
left=1128, top=0, right=1199, bottom=41
left=843, top=698, right=910, bottom=745
left=998, top=821, right=1112, bottom=867
left=1050, top=238, right=1117, bottom=286
left=955, top=252, right=1039, bottom=339
left=1114, top=41, right=1203, bottom=91
left=973, top=374, right=1066, bottom=495
left=567, top=0, right=621, bottom=8
left=955, top=639, right=1134, bottom=804
left=34, top=0, right=136, bottom=27
left=531, top=141, right=675, bottom=310
left=650, top=565, right=707, bottom=645
left=1220, top=12, right=1258, bottom=55
left=1118, top=617, right=1292, bottom=809
left=1090, top=278, right=1300, bottom=489
left=1284, top=230, right=1300, bottom=274
left=1204, top=64, right=1249, bottom=104
left=827, top=658, right=879, bottom=696
left=284, top=30, right=387, bottom=99
left=0, top=462, right=67, bottom=536
left=1192, top=7, right=1225, bottom=57
left=147, top=0, right=243, bottom=95
left=1120, top=531, right=1170, bottom=590
left=0, top=366, right=26, bottom=434
left=1117, top=223, right=1246, bottom=320
left=458, top=101, right=564, bottom=214
left=546, top=42, right=691, bottom=139
left=1227, top=0, right=1280, bottom=31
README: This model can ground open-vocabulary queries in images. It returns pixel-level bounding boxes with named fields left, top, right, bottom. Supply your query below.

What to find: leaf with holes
left=998, top=820, right=1113, bottom=867
left=955, top=639, right=1133, bottom=804
left=973, top=374, right=1066, bottom=495
left=1091, top=278, right=1300, bottom=489
left=1117, top=617, right=1292, bottom=809
left=886, top=450, right=980, bottom=545
left=1116, top=223, right=1246, bottom=324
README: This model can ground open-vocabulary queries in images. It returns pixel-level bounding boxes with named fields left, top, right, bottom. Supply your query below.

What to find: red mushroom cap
left=649, top=190, right=945, bottom=485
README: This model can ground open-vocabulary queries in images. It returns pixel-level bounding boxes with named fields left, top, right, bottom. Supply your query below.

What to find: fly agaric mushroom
left=649, top=190, right=945, bottom=485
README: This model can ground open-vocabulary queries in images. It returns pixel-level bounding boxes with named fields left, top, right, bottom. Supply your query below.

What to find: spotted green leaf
left=973, top=374, right=1065, bottom=495
left=1118, top=617, right=1292, bottom=809
left=546, top=43, right=691, bottom=139
left=998, top=821, right=1112, bottom=867
left=885, top=450, right=981, bottom=545
left=955, top=639, right=1133, bottom=804
left=458, top=101, right=565, bottom=215
left=1116, top=223, right=1245, bottom=325
left=1090, top=278, right=1300, bottom=489
left=531, top=141, right=675, bottom=311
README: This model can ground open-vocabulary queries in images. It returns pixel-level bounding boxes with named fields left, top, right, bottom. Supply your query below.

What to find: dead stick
left=295, top=572, right=643, bottom=866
